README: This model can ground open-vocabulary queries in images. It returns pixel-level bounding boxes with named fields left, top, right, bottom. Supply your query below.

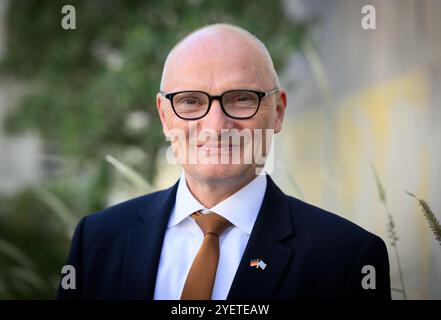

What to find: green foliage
left=0, top=188, right=69, bottom=298
left=0, top=0, right=308, bottom=298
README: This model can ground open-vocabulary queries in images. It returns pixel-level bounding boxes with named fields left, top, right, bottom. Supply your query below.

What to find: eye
left=175, top=94, right=206, bottom=106
left=227, top=92, right=257, bottom=106
left=181, top=98, right=199, bottom=105
left=236, top=95, right=251, bottom=102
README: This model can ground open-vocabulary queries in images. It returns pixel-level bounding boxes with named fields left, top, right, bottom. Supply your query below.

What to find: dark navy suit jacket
left=57, top=175, right=391, bottom=300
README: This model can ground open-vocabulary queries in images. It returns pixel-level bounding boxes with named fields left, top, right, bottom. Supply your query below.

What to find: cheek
left=164, top=108, right=190, bottom=136
left=164, top=107, right=176, bottom=128
left=248, top=104, right=275, bottom=129
left=165, top=113, right=192, bottom=149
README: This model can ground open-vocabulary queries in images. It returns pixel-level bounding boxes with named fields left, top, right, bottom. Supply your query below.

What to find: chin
left=184, top=163, right=255, bottom=184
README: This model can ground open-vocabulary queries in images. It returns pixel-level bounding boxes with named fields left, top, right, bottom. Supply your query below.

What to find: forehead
left=163, top=31, right=273, bottom=92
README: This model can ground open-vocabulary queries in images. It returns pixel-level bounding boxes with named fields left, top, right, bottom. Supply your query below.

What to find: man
left=58, top=24, right=391, bottom=300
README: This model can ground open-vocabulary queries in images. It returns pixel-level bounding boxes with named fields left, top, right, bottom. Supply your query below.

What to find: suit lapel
left=227, top=176, right=294, bottom=300
left=121, top=182, right=178, bottom=299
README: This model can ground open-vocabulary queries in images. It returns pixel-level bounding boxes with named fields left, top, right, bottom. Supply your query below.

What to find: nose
left=201, top=98, right=232, bottom=131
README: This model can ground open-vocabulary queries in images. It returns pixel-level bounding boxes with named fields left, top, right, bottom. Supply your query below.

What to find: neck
left=184, top=172, right=257, bottom=208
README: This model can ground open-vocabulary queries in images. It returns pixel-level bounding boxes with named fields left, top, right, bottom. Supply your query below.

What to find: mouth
left=194, top=142, right=242, bottom=157
left=196, top=142, right=241, bottom=149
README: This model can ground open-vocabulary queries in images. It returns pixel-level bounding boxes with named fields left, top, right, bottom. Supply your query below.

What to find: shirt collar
left=168, top=172, right=267, bottom=235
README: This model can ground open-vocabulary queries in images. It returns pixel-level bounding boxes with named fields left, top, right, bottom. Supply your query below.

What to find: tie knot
left=191, top=211, right=232, bottom=237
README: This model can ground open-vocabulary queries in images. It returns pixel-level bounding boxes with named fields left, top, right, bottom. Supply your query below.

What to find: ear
left=274, top=89, right=287, bottom=134
left=156, top=92, right=170, bottom=138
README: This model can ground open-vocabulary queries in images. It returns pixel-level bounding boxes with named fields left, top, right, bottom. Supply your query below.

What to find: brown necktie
left=180, top=211, right=232, bottom=300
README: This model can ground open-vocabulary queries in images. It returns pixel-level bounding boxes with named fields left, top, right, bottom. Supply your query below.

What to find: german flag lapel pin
left=250, top=259, right=267, bottom=270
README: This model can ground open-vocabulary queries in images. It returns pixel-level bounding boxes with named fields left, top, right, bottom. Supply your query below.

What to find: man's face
left=157, top=31, right=286, bottom=184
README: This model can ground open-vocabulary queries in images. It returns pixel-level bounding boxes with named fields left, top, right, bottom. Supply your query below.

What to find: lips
left=196, top=142, right=240, bottom=148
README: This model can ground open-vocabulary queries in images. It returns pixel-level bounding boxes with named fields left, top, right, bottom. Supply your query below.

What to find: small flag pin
left=250, top=259, right=267, bottom=270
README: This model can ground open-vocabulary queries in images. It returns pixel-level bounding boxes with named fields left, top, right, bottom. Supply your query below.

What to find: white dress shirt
left=153, top=173, right=267, bottom=300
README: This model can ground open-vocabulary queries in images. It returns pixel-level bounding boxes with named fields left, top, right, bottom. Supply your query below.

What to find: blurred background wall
left=276, top=0, right=441, bottom=300
left=0, top=0, right=440, bottom=299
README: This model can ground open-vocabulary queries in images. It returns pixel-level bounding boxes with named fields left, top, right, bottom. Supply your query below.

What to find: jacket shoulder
left=81, top=185, right=176, bottom=234
left=286, top=195, right=383, bottom=245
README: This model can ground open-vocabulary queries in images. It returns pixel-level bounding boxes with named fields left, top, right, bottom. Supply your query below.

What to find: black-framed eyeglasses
left=159, top=88, right=280, bottom=120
